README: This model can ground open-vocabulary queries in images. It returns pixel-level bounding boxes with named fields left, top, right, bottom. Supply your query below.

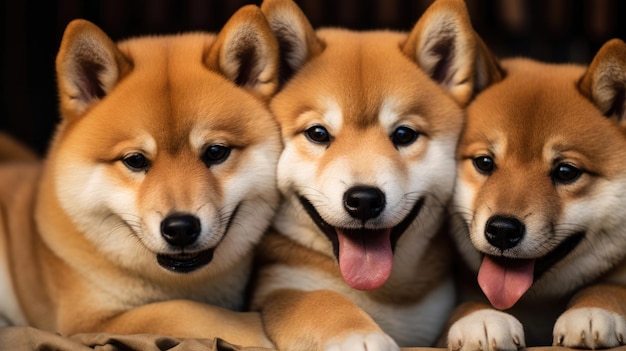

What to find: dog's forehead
left=119, top=33, right=265, bottom=106
left=120, top=32, right=213, bottom=62
left=464, top=59, right=626, bottom=175
left=274, top=29, right=459, bottom=132
left=69, top=34, right=277, bottom=157
left=319, top=30, right=447, bottom=112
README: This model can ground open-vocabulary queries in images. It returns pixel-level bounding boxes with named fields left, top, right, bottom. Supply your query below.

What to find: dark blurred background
left=2, top=0, right=625, bottom=156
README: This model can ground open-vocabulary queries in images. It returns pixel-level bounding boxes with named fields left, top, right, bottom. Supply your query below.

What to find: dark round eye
left=552, top=163, right=582, bottom=184
left=304, top=125, right=331, bottom=144
left=473, top=155, right=495, bottom=174
left=391, top=126, right=418, bottom=147
left=122, top=153, right=150, bottom=172
left=202, top=145, right=231, bottom=167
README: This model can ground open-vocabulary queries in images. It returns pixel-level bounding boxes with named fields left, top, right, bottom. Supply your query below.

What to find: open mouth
left=298, top=195, right=425, bottom=257
left=155, top=205, right=241, bottom=274
left=157, top=249, right=214, bottom=273
left=477, top=231, right=585, bottom=310
left=298, top=195, right=424, bottom=290
left=534, top=231, right=585, bottom=278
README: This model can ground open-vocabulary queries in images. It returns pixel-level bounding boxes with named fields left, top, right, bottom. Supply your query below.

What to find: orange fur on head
left=251, top=0, right=489, bottom=350
left=447, top=37, right=626, bottom=350
left=0, top=5, right=281, bottom=348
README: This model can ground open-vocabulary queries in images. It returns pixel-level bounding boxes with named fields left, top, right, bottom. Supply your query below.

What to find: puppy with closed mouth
left=446, top=35, right=626, bottom=350
left=0, top=5, right=281, bottom=347
left=250, top=0, right=488, bottom=349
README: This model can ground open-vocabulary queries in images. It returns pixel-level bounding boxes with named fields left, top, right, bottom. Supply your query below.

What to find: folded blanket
left=3, top=326, right=625, bottom=351
left=0, top=327, right=272, bottom=351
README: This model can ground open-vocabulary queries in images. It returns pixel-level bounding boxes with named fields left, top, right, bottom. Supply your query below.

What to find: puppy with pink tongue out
left=445, top=35, right=626, bottom=351
left=248, top=0, right=481, bottom=350
left=478, top=257, right=535, bottom=310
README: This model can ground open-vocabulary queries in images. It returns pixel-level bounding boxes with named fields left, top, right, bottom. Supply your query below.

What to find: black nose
left=160, top=214, right=201, bottom=247
left=485, top=216, right=525, bottom=250
left=343, top=186, right=386, bottom=221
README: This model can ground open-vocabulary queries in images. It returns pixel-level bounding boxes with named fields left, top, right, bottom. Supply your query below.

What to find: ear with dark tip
left=402, top=0, right=502, bottom=105
left=55, top=19, right=132, bottom=121
left=579, top=38, right=626, bottom=125
left=205, top=5, right=280, bottom=100
left=260, top=0, right=324, bottom=87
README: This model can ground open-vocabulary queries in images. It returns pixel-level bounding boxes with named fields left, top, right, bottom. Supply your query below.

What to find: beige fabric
left=3, top=326, right=626, bottom=351
left=0, top=327, right=271, bottom=351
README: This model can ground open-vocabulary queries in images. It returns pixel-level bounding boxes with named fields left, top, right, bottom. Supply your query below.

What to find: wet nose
left=343, top=186, right=386, bottom=221
left=160, top=214, right=201, bottom=247
left=485, top=215, right=525, bottom=250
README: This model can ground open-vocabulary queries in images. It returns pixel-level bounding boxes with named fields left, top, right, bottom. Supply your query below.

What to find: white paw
left=324, top=332, right=400, bottom=351
left=553, top=307, right=626, bottom=349
left=447, top=309, right=525, bottom=351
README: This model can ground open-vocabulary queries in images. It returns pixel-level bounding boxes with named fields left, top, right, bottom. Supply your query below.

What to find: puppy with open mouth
left=445, top=33, right=626, bottom=350
left=249, top=0, right=488, bottom=349
left=0, top=5, right=281, bottom=347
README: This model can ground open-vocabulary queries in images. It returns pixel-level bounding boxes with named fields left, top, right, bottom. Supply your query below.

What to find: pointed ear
left=260, top=0, right=324, bottom=86
left=579, top=38, right=626, bottom=124
left=205, top=5, right=280, bottom=100
left=402, top=0, right=502, bottom=105
left=55, top=19, right=132, bottom=121
left=473, top=35, right=504, bottom=94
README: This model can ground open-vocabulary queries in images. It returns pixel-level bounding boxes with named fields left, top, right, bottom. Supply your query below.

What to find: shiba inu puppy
left=0, top=5, right=281, bottom=347
left=446, top=38, right=626, bottom=350
left=250, top=0, right=488, bottom=349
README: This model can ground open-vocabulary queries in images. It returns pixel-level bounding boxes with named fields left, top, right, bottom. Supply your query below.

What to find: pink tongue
left=478, top=255, right=535, bottom=310
left=337, top=229, right=393, bottom=290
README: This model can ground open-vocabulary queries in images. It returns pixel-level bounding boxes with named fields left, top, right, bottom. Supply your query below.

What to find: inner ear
left=473, top=36, right=504, bottom=94
left=421, top=26, right=457, bottom=86
left=231, top=36, right=262, bottom=88
left=579, top=38, right=626, bottom=123
left=604, top=85, right=626, bottom=121
left=272, top=22, right=305, bottom=86
left=56, top=19, right=131, bottom=120
left=74, top=54, right=108, bottom=102
left=261, top=0, right=324, bottom=87
left=402, top=0, right=478, bottom=106
left=206, top=5, right=280, bottom=99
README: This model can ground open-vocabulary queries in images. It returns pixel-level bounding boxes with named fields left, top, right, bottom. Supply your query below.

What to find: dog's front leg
left=259, top=289, right=398, bottom=351
left=553, top=283, right=626, bottom=349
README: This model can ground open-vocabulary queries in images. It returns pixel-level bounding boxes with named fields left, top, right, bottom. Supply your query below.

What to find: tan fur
left=0, top=132, right=38, bottom=162
left=0, top=6, right=282, bottom=347
left=447, top=38, right=626, bottom=350
left=251, top=0, right=484, bottom=349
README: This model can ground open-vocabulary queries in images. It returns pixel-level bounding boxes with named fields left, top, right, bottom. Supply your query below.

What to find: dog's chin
left=157, top=249, right=214, bottom=273
left=297, top=195, right=425, bottom=258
